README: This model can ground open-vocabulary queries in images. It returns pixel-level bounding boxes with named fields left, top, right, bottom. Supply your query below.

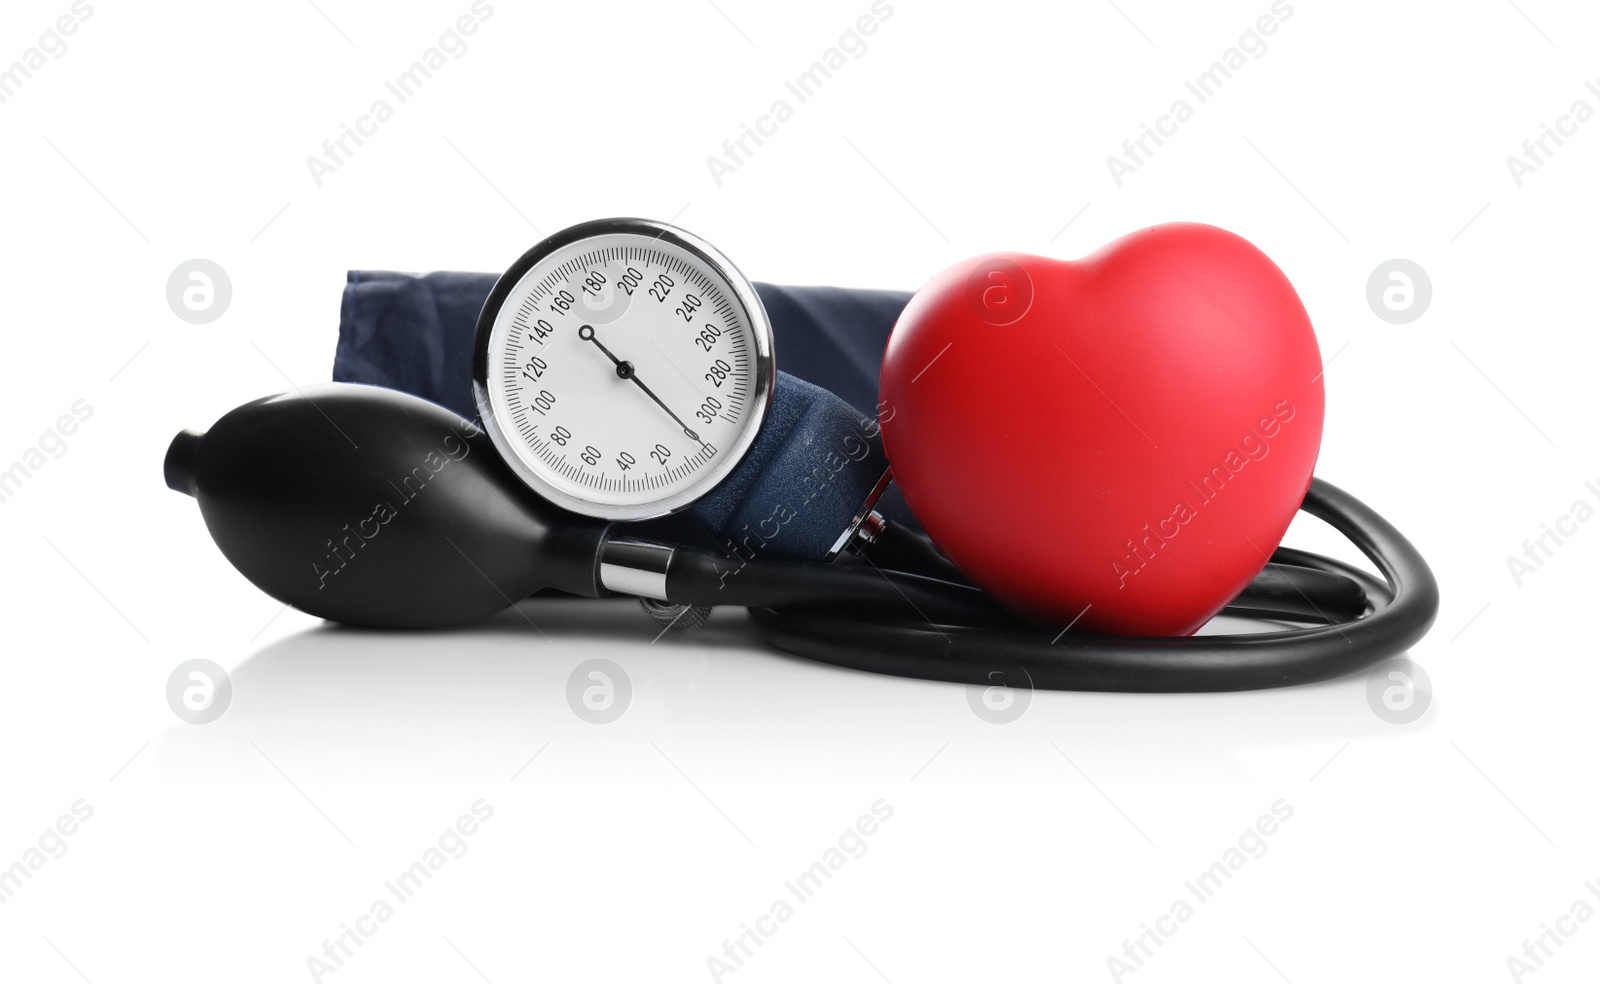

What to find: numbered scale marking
left=473, top=220, right=775, bottom=520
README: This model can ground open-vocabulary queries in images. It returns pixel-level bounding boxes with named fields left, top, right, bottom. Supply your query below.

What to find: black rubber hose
left=664, top=550, right=1015, bottom=627
left=859, top=518, right=1367, bottom=623
left=664, top=533, right=1365, bottom=629
left=858, top=520, right=970, bottom=583
left=1229, top=560, right=1367, bottom=624
left=743, top=478, right=1439, bottom=692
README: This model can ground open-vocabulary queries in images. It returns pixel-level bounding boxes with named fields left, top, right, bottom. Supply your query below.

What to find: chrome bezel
left=472, top=218, right=776, bottom=521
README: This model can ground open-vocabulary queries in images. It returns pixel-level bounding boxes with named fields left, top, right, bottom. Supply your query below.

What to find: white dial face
left=478, top=224, right=773, bottom=520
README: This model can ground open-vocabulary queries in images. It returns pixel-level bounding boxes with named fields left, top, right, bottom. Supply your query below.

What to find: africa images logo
left=312, top=421, right=480, bottom=589
left=1111, top=400, right=1297, bottom=589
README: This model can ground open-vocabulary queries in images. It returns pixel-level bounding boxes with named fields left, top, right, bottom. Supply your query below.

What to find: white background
left=1, top=0, right=1597, bottom=981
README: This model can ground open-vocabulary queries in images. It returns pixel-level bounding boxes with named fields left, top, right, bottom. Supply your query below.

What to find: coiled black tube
left=694, top=479, right=1437, bottom=692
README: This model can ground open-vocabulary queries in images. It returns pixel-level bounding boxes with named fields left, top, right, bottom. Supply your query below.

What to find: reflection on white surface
left=157, top=597, right=1431, bottom=785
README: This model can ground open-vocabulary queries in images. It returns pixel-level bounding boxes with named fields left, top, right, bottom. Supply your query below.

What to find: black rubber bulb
left=165, top=383, right=610, bottom=629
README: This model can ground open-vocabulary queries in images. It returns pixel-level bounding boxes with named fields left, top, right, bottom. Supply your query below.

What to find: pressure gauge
left=473, top=218, right=775, bottom=520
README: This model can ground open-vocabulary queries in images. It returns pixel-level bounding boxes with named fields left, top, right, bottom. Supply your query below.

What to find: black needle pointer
left=578, top=325, right=703, bottom=444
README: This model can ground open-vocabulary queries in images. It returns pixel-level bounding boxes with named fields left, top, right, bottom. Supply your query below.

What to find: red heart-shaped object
left=879, top=223, right=1325, bottom=636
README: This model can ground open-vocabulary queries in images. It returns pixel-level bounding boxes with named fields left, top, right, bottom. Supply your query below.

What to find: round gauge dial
left=473, top=218, right=775, bottom=520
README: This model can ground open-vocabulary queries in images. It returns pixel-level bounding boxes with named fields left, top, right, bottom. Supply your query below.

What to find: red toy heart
left=879, top=223, right=1325, bottom=636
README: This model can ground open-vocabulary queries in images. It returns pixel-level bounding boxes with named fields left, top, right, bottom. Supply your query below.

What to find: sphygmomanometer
left=165, top=218, right=1438, bottom=691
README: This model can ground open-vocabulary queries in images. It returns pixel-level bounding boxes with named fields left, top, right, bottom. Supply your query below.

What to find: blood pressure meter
left=164, top=219, right=1441, bottom=692
left=473, top=218, right=776, bottom=521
